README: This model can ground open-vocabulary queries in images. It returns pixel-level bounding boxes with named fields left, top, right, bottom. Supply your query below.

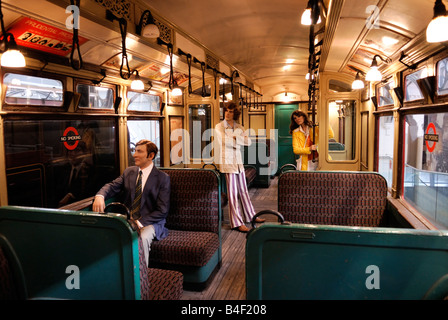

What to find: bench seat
left=150, top=168, right=222, bottom=290
left=278, top=171, right=388, bottom=227
left=150, top=230, right=219, bottom=267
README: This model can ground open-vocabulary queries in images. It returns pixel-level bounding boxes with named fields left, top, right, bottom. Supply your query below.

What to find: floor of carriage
left=181, top=176, right=278, bottom=300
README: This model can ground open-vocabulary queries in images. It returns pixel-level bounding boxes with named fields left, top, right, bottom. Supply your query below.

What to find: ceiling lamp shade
left=171, top=87, right=183, bottom=96
left=301, top=0, right=321, bottom=25
left=130, top=70, right=145, bottom=90
left=142, top=23, right=160, bottom=38
left=1, top=47, right=26, bottom=67
left=365, top=55, right=388, bottom=82
left=352, top=72, right=365, bottom=89
left=137, top=10, right=160, bottom=39
left=0, top=0, right=26, bottom=68
left=131, top=78, right=144, bottom=90
left=426, top=0, right=448, bottom=42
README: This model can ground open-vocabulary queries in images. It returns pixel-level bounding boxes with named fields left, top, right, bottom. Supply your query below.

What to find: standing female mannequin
left=290, top=110, right=319, bottom=171
left=214, top=102, right=264, bottom=232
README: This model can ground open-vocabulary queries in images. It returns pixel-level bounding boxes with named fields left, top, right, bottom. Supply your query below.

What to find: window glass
left=189, top=104, right=212, bottom=160
left=378, top=81, right=394, bottom=107
left=4, top=119, right=118, bottom=208
left=76, top=83, right=114, bottom=109
left=127, top=91, right=160, bottom=112
left=377, top=115, right=394, bottom=188
left=327, top=100, right=356, bottom=161
left=437, top=57, right=448, bottom=96
left=329, top=79, right=353, bottom=93
left=127, top=120, right=161, bottom=167
left=3, top=73, right=63, bottom=106
left=404, top=68, right=427, bottom=102
left=403, top=112, right=448, bottom=228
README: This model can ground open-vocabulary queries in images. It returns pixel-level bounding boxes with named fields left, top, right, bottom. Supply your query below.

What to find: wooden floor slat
left=181, top=176, right=278, bottom=300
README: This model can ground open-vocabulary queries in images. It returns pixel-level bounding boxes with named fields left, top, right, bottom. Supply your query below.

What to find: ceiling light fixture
left=0, top=0, right=26, bottom=67
left=130, top=70, right=144, bottom=90
left=351, top=72, right=365, bottom=90
left=426, top=0, right=448, bottom=42
left=301, top=0, right=322, bottom=25
left=137, top=10, right=160, bottom=39
left=171, top=84, right=183, bottom=96
left=365, top=55, right=390, bottom=82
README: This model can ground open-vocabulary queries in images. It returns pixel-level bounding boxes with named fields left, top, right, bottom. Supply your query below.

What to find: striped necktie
left=131, top=170, right=143, bottom=220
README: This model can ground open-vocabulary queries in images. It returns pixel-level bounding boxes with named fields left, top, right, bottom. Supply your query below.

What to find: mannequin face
left=133, top=145, right=153, bottom=169
left=225, top=108, right=235, bottom=122
left=294, top=114, right=305, bottom=126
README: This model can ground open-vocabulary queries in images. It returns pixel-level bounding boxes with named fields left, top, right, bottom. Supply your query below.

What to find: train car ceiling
left=1, top=0, right=203, bottom=90
left=143, top=0, right=447, bottom=101
left=0, top=0, right=447, bottom=101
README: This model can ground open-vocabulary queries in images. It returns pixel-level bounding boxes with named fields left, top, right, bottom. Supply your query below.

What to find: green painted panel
left=246, top=224, right=448, bottom=300
left=275, top=104, right=297, bottom=172
left=0, top=206, right=140, bottom=300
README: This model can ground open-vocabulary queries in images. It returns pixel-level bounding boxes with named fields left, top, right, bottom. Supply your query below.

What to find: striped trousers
left=225, top=172, right=256, bottom=228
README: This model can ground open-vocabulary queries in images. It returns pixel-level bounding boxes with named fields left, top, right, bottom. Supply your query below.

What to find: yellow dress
left=292, top=126, right=319, bottom=171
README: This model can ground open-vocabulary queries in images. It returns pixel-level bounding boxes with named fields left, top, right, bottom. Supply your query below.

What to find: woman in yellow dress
left=289, top=110, right=318, bottom=171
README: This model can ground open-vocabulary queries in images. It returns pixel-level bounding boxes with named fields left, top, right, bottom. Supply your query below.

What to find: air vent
left=153, top=18, right=172, bottom=44
left=95, top=0, right=132, bottom=20
left=206, top=53, right=219, bottom=70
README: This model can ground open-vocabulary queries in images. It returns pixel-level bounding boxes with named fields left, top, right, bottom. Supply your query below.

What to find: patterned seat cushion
left=278, top=171, right=387, bottom=227
left=161, top=169, right=220, bottom=234
left=147, top=268, right=183, bottom=300
left=150, top=230, right=219, bottom=267
left=138, top=237, right=183, bottom=300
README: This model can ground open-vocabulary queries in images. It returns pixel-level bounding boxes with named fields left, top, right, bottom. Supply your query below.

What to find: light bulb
left=172, top=87, right=182, bottom=96
left=366, top=67, right=382, bottom=82
left=142, top=24, right=160, bottom=38
left=426, top=15, right=448, bottom=42
left=301, top=8, right=321, bottom=25
left=351, top=79, right=365, bottom=90
left=1, top=49, right=26, bottom=67
left=131, top=79, right=144, bottom=90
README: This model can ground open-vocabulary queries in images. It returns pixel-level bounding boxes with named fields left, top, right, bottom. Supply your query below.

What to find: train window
left=127, top=120, right=161, bottom=167
left=327, top=100, right=356, bottom=161
left=127, top=91, right=161, bottom=112
left=404, top=68, right=427, bottom=102
left=3, top=73, right=63, bottom=106
left=377, top=81, right=394, bottom=107
left=403, top=112, right=448, bottom=228
left=436, top=57, right=448, bottom=96
left=4, top=119, right=118, bottom=208
left=377, top=115, right=394, bottom=188
left=76, top=83, right=114, bottom=109
left=188, top=104, right=212, bottom=160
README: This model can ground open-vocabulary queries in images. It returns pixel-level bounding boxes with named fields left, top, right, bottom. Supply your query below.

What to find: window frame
left=376, top=80, right=395, bottom=109
left=126, top=116, right=164, bottom=167
left=74, top=79, right=117, bottom=114
left=126, top=89, right=163, bottom=115
left=398, top=105, right=448, bottom=230
left=1, top=69, right=68, bottom=112
left=402, top=66, right=428, bottom=107
left=434, top=51, right=448, bottom=104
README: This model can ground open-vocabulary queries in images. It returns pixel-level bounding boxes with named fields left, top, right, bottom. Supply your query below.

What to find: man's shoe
left=254, top=217, right=266, bottom=223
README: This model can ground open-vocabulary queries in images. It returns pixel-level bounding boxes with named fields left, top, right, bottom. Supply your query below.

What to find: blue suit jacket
left=96, top=166, right=170, bottom=240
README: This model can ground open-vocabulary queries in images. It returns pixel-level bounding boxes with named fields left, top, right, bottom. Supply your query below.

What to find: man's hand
left=92, top=195, right=105, bottom=212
